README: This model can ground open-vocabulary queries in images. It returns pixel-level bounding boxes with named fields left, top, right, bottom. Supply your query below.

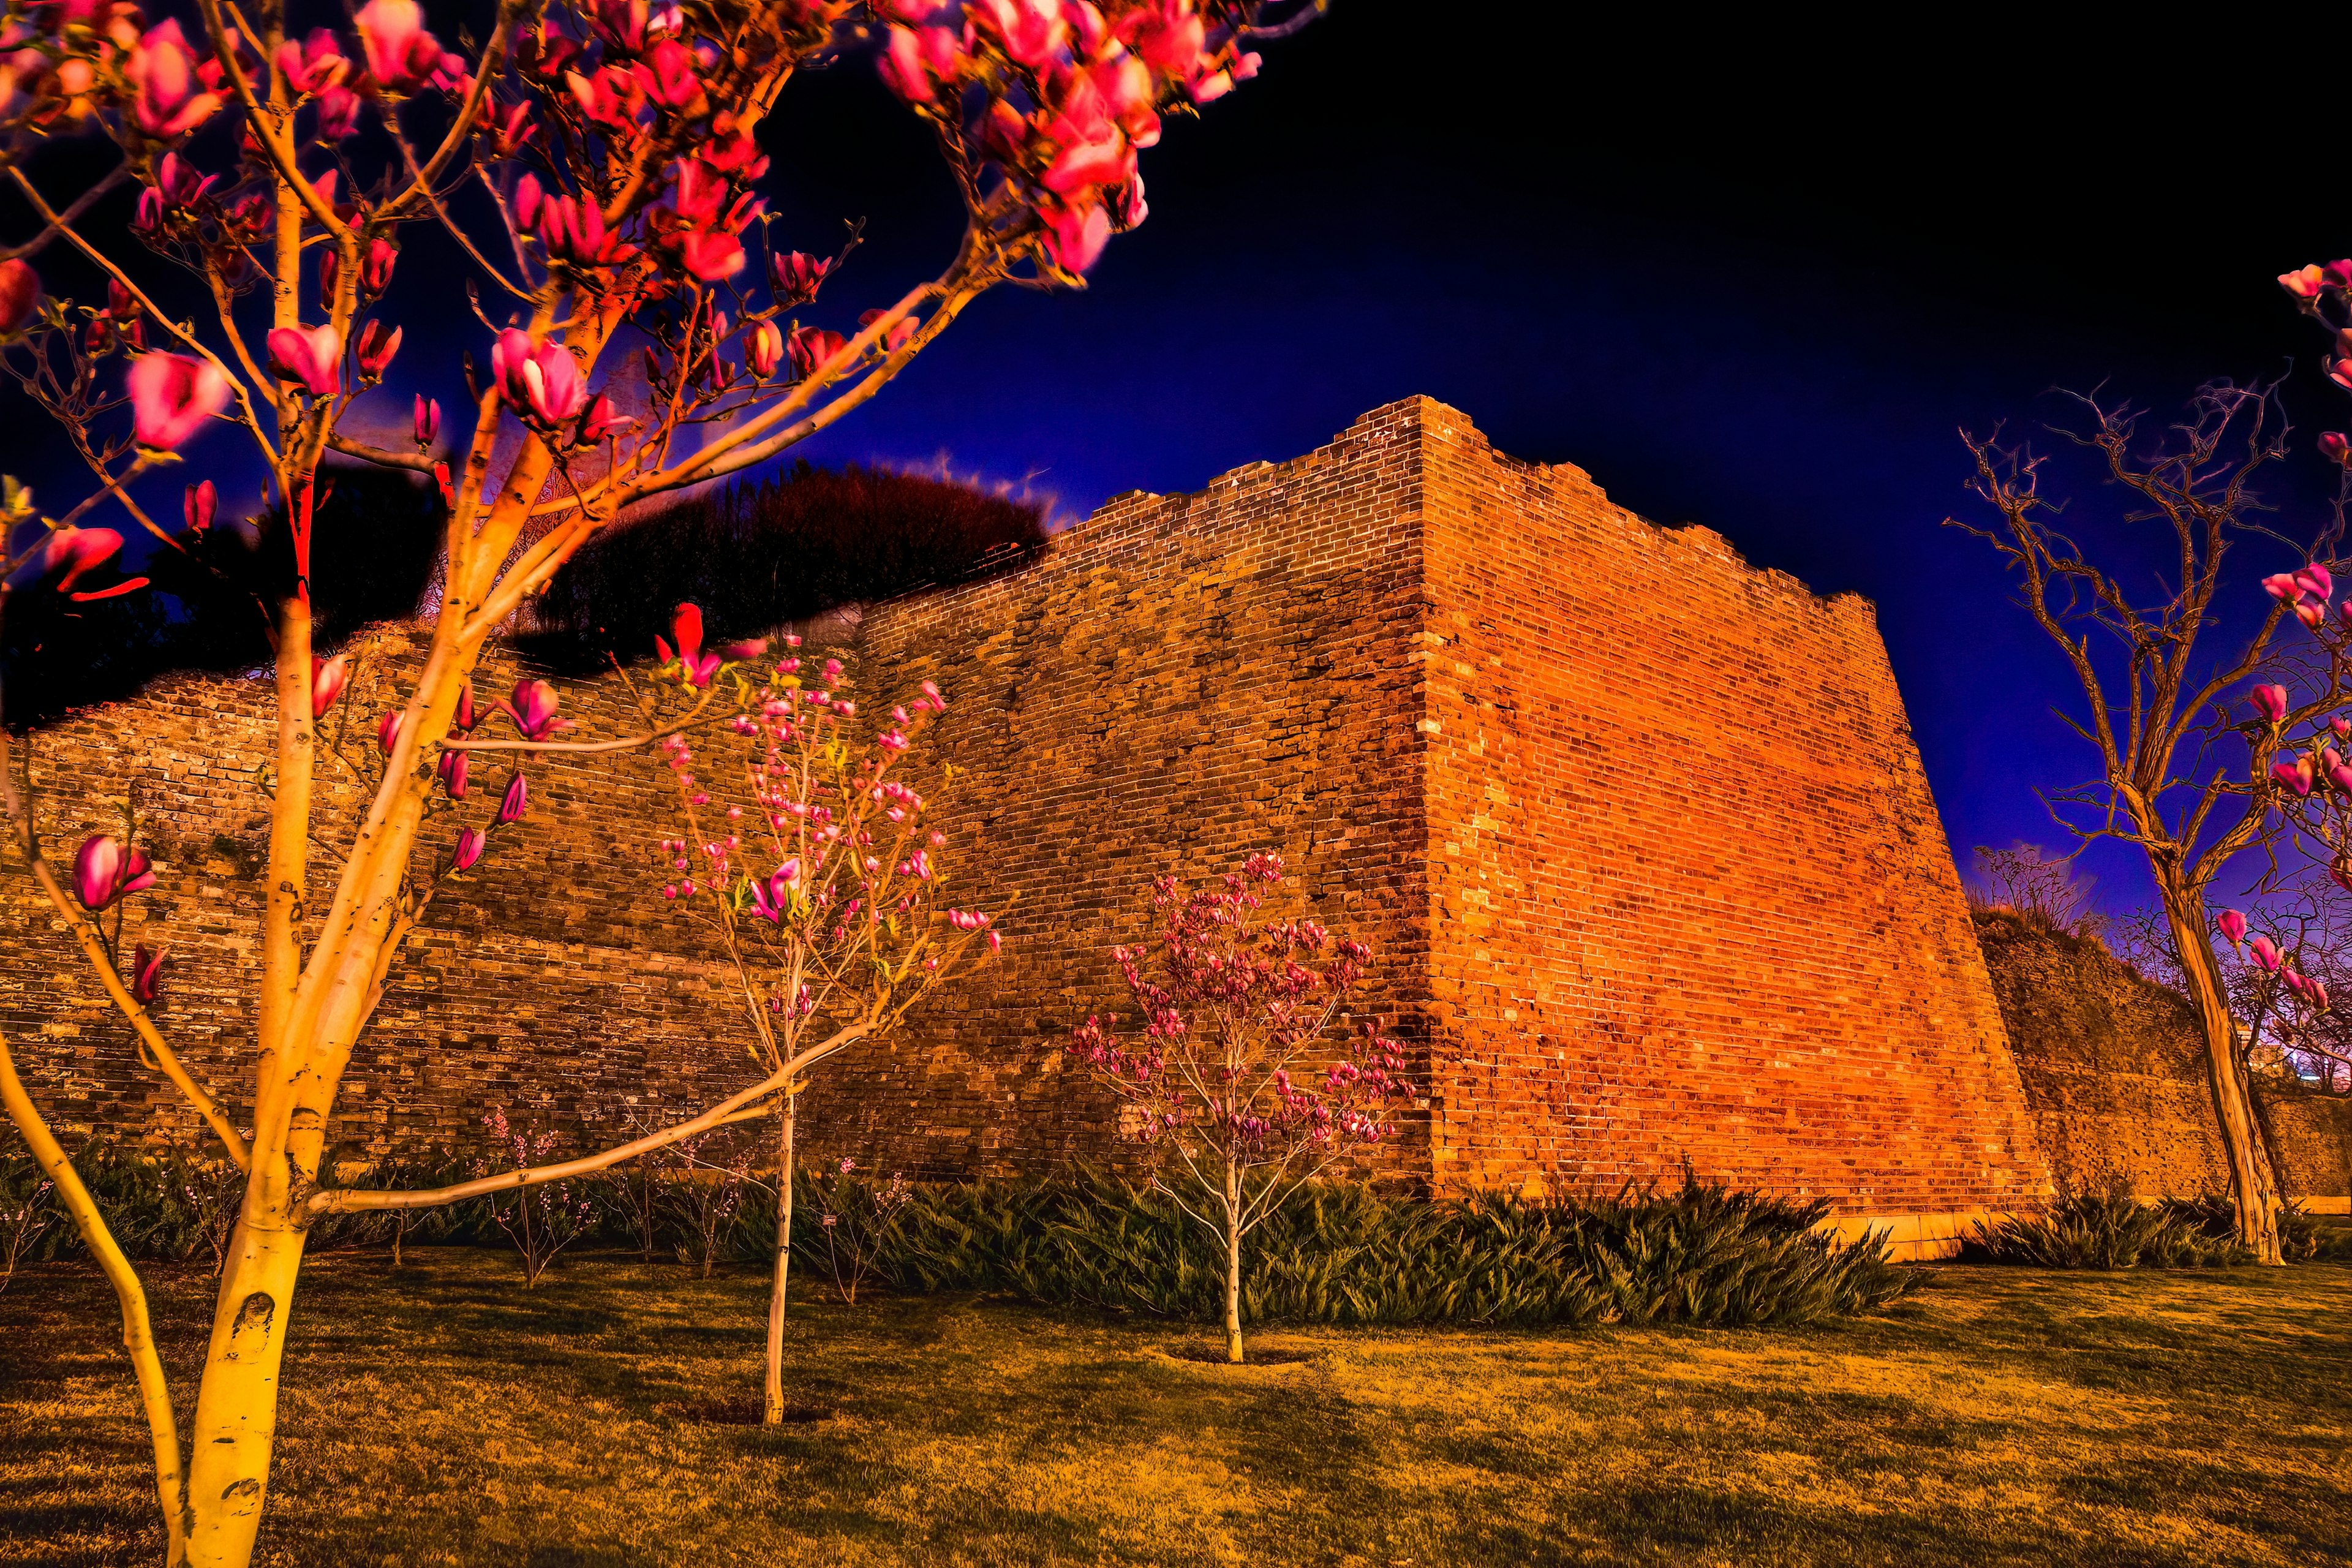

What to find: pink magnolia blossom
left=2218, top=909, right=2248, bottom=947
left=132, top=944, right=167, bottom=1006
left=749, top=860, right=801, bottom=921
left=450, top=826, right=487, bottom=872
left=276, top=28, right=350, bottom=94
left=786, top=326, right=847, bottom=380
left=0, top=258, right=40, bottom=336
left=579, top=396, right=632, bottom=443
left=311, top=654, right=349, bottom=717
left=678, top=228, right=747, bottom=283
left=490, top=330, right=587, bottom=424
left=2298, top=564, right=2335, bottom=600
left=633, top=38, right=703, bottom=108
left=355, top=0, right=444, bottom=91
left=183, top=480, right=216, bottom=535
left=126, top=20, right=222, bottom=138
left=2323, top=433, right=2349, bottom=466
left=771, top=250, right=831, bottom=305
left=2263, top=571, right=2304, bottom=600
left=2272, top=757, right=2315, bottom=797
left=267, top=323, right=342, bottom=397
left=2297, top=600, right=2328, bottom=630
left=1040, top=200, right=1111, bottom=273
left=315, top=86, right=361, bottom=139
left=2250, top=684, right=2290, bottom=723
left=73, top=835, right=155, bottom=911
left=360, top=238, right=398, bottom=295
left=378, top=710, right=404, bottom=753
left=438, top=748, right=470, bottom=799
left=355, top=320, right=401, bottom=381
left=504, top=679, right=571, bottom=740
left=2250, top=934, right=2285, bottom=973
left=2286, top=265, right=2331, bottom=298
left=744, top=319, right=783, bottom=379
left=413, top=394, right=440, bottom=446
left=497, top=772, right=529, bottom=826
left=126, top=352, right=230, bottom=449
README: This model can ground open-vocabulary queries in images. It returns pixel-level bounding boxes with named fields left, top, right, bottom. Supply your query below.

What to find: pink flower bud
left=355, top=319, right=401, bottom=381
left=450, top=826, right=486, bottom=872
left=266, top=323, right=342, bottom=397
left=0, top=259, right=39, bottom=337
left=494, top=772, right=529, bottom=826
left=311, top=654, right=349, bottom=718
left=379, top=710, right=404, bottom=753
left=183, top=479, right=216, bottom=535
left=2250, top=934, right=2284, bottom=972
left=413, top=394, right=440, bottom=447
left=2252, top=684, right=2290, bottom=723
left=132, top=943, right=167, bottom=1006
left=2272, top=757, right=2315, bottom=797
left=126, top=352, right=231, bottom=450
left=437, top=748, right=469, bottom=799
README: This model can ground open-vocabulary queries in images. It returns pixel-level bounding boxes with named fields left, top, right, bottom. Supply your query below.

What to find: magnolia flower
left=74, top=835, right=156, bottom=911
left=276, top=28, right=350, bottom=94
left=378, top=710, right=404, bottom=753
left=744, top=319, right=783, bottom=379
left=2282, top=265, right=2329, bottom=299
left=2250, top=934, right=2284, bottom=973
left=2250, top=684, right=2290, bottom=723
left=504, top=679, right=570, bottom=740
left=311, top=654, right=349, bottom=717
left=132, top=944, right=167, bottom=1006
left=355, top=320, right=401, bottom=381
left=360, top=238, right=398, bottom=295
left=2298, top=564, right=2335, bottom=600
left=356, top=0, right=445, bottom=91
left=437, top=748, right=469, bottom=799
left=2325, top=433, right=2350, bottom=466
left=450, top=826, right=486, bottom=872
left=2262, top=573, right=2302, bottom=601
left=678, top=229, right=747, bottom=284
left=2273, top=758, right=2315, bottom=797
left=655, top=603, right=721, bottom=686
left=786, top=326, right=847, bottom=380
left=0, top=260, right=38, bottom=337
left=579, top=396, right=632, bottom=443
left=749, top=859, right=800, bottom=921
left=2217, top=908, right=2248, bottom=947
left=37, top=527, right=122, bottom=596
left=1040, top=200, right=1112, bottom=274
left=126, top=20, right=223, bottom=138
left=315, top=86, right=361, bottom=139
left=183, top=480, right=216, bottom=535
left=490, top=329, right=586, bottom=424
left=413, top=394, right=440, bottom=446
left=496, top=771, right=529, bottom=826
left=127, top=352, right=231, bottom=449
left=2298, top=600, right=2328, bottom=630
left=771, top=250, right=830, bottom=305
left=267, top=323, right=342, bottom=397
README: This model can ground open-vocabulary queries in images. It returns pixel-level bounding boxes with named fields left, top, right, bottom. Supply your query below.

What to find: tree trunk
left=182, top=1194, right=311, bottom=1568
left=2163, top=890, right=2285, bottom=1264
left=1223, top=1158, right=1244, bottom=1365
left=763, top=1091, right=794, bottom=1424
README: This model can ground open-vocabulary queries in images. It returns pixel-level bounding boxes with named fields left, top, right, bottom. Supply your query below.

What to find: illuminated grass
left=1, top=1253, right=2345, bottom=1566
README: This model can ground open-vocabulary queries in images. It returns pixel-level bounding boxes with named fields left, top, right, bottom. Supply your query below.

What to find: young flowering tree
left=1066, top=853, right=1411, bottom=1364
left=0, top=2, right=1305, bottom=1561
left=639, top=606, right=996, bottom=1419
left=1951, top=381, right=2352, bottom=1266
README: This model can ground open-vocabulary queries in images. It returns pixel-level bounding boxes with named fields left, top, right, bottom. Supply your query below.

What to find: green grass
left=2, top=1251, right=2347, bottom=1566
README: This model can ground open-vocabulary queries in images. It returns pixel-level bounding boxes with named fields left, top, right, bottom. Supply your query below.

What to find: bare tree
left=1967, top=842, right=2106, bottom=938
left=1951, top=380, right=2350, bottom=1264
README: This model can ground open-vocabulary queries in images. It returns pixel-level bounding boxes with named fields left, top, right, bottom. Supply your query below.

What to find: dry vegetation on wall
left=514, top=462, right=1050, bottom=673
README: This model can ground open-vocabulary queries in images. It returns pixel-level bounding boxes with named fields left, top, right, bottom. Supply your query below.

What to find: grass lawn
left=1, top=1251, right=2346, bottom=1567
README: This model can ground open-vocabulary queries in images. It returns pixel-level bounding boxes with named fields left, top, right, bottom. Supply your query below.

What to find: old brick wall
left=1411, top=399, right=2048, bottom=1232
left=816, top=404, right=1436, bottom=1178
left=0, top=629, right=768, bottom=1160
left=1974, top=910, right=2352, bottom=1206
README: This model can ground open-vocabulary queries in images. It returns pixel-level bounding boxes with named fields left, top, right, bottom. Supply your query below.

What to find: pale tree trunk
left=181, top=1188, right=311, bottom=1567
left=2163, top=888, right=2285, bottom=1264
left=1223, top=1157, right=1245, bottom=1365
left=763, top=1091, right=794, bottom=1424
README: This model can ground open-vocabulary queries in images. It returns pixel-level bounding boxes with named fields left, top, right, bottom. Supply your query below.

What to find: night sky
left=7, top=6, right=2346, bottom=921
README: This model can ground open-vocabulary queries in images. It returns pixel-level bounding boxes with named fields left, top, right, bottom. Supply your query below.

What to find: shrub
left=884, top=1166, right=1913, bottom=1329
left=1962, top=1191, right=2252, bottom=1267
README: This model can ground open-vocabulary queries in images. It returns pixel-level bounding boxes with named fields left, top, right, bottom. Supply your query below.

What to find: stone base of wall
left=1821, top=1210, right=1992, bottom=1262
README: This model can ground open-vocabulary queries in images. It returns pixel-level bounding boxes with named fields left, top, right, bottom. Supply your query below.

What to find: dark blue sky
left=772, top=7, right=2351, bottom=921
left=7, top=5, right=2344, bottom=919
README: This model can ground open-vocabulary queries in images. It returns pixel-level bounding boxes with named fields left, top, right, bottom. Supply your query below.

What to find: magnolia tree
left=1066, top=853, right=1411, bottom=1364
left=0, top=2, right=1303, bottom=1562
left=637, top=603, right=993, bottom=1420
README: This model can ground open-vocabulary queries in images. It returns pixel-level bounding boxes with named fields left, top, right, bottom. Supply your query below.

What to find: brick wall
left=1975, top=910, right=2352, bottom=1208
left=6, top=397, right=2094, bottom=1239
left=1406, top=402, right=2048, bottom=1226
